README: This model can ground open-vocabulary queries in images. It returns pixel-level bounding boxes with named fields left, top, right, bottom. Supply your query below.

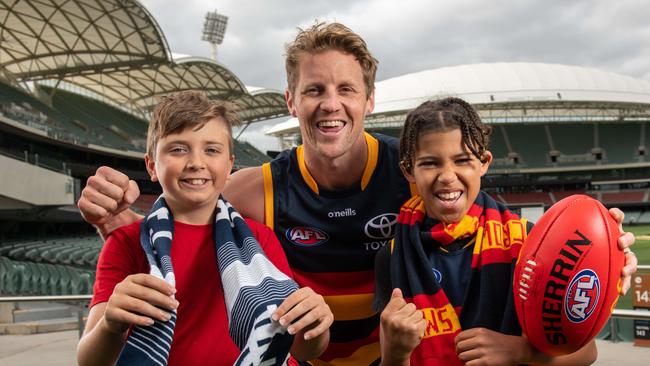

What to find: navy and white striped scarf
left=116, top=195, right=299, bottom=366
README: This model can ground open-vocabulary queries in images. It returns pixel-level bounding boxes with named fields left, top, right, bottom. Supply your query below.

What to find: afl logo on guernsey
left=364, top=213, right=398, bottom=239
left=565, top=269, right=600, bottom=323
left=286, top=226, right=329, bottom=246
left=432, top=268, right=443, bottom=283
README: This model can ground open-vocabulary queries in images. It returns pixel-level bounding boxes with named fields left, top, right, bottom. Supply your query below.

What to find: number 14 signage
left=632, top=274, right=650, bottom=347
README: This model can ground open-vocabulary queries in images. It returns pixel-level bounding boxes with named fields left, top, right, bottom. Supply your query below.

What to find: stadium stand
left=0, top=236, right=100, bottom=295
left=497, top=191, right=554, bottom=206
left=501, top=124, right=549, bottom=167
left=46, top=87, right=146, bottom=151
left=600, top=189, right=648, bottom=205
left=598, top=123, right=642, bottom=164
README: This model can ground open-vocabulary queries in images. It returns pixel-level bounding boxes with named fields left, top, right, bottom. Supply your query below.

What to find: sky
left=139, top=0, right=650, bottom=152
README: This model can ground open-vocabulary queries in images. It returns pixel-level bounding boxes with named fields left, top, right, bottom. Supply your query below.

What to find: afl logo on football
left=565, top=269, right=600, bottom=323
left=364, top=213, right=398, bottom=239
left=286, top=226, right=329, bottom=247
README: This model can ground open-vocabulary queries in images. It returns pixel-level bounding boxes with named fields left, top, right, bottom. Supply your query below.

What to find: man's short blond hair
left=146, top=91, right=240, bottom=158
left=285, top=22, right=378, bottom=99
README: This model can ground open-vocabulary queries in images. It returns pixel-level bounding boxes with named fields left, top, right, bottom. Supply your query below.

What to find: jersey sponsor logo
left=285, top=226, right=329, bottom=246
left=364, top=213, right=398, bottom=239
left=328, top=208, right=356, bottom=218
left=565, top=269, right=600, bottom=323
left=422, top=303, right=461, bottom=338
left=363, top=240, right=391, bottom=251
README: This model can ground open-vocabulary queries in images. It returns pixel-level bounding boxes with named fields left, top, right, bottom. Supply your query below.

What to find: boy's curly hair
left=399, top=97, right=492, bottom=173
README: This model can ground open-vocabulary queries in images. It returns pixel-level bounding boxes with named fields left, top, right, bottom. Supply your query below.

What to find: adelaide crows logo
left=286, top=226, right=329, bottom=246
left=565, top=269, right=600, bottom=323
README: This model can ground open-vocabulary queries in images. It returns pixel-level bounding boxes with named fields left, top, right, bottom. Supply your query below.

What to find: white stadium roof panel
left=373, top=62, right=650, bottom=114
left=268, top=62, right=650, bottom=136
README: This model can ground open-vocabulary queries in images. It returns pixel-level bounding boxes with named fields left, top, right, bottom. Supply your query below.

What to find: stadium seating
left=600, top=189, right=648, bottom=205
left=497, top=191, right=554, bottom=206
left=1, top=235, right=99, bottom=296
left=234, top=140, right=271, bottom=168
left=598, top=123, right=641, bottom=164
left=0, top=82, right=91, bottom=145
left=549, top=124, right=594, bottom=156
left=488, top=125, right=511, bottom=166
left=132, top=194, right=158, bottom=214
left=0, top=255, right=94, bottom=296
left=1, top=236, right=101, bottom=268
left=501, top=124, right=549, bottom=167
left=47, top=87, right=147, bottom=151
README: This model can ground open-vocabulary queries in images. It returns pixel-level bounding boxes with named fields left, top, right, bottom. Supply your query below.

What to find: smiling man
left=223, top=23, right=413, bottom=365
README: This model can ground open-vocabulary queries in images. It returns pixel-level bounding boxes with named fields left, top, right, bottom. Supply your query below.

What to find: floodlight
left=202, top=10, right=228, bottom=60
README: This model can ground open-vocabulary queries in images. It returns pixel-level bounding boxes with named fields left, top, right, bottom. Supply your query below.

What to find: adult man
left=79, top=22, right=637, bottom=365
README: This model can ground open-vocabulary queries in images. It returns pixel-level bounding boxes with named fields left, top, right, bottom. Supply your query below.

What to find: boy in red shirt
left=77, top=91, right=332, bottom=365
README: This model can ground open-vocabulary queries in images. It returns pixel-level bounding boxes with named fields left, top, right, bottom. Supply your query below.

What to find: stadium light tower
left=202, top=10, right=228, bottom=61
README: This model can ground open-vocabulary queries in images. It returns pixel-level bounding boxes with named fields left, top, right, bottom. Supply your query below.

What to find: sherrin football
left=513, top=195, right=625, bottom=355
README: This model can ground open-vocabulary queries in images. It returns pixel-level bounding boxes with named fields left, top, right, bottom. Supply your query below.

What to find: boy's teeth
left=437, top=191, right=461, bottom=201
left=186, top=179, right=207, bottom=185
left=318, top=120, right=344, bottom=128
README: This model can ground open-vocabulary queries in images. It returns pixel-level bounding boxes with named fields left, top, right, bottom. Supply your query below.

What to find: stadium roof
left=0, top=0, right=169, bottom=80
left=53, top=56, right=288, bottom=120
left=0, top=0, right=288, bottom=122
left=268, top=62, right=650, bottom=135
left=373, top=62, right=650, bottom=113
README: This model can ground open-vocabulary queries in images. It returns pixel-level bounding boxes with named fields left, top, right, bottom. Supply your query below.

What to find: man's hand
left=78, top=166, right=141, bottom=237
left=102, top=274, right=178, bottom=335
left=609, top=208, right=638, bottom=295
left=379, top=288, right=426, bottom=366
left=455, top=328, right=532, bottom=366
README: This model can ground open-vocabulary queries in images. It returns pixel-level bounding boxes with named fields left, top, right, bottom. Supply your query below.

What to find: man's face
left=286, top=49, right=374, bottom=160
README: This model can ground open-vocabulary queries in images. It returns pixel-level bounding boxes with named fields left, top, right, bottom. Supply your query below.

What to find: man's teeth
left=318, top=120, right=344, bottom=128
left=185, top=179, right=207, bottom=185
left=436, top=191, right=461, bottom=201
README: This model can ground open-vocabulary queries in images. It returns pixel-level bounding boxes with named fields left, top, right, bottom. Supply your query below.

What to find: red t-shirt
left=91, top=218, right=292, bottom=366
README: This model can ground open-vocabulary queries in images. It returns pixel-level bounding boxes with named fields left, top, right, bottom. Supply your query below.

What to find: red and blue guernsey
left=381, top=192, right=530, bottom=365
left=262, top=132, right=413, bottom=365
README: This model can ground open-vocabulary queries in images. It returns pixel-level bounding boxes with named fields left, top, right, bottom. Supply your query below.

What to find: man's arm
left=223, top=166, right=265, bottom=223
left=77, top=166, right=142, bottom=239
left=78, top=165, right=267, bottom=238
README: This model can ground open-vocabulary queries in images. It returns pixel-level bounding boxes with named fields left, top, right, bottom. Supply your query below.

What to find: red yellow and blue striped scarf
left=390, top=191, right=527, bottom=365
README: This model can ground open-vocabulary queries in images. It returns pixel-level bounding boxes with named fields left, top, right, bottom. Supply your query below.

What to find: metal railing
left=1, top=295, right=650, bottom=341
left=0, top=295, right=91, bottom=337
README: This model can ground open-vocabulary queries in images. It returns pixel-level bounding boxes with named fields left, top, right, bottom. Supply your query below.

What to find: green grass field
left=615, top=224, right=650, bottom=309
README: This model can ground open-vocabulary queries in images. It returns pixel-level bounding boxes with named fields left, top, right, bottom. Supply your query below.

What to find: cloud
left=139, top=0, right=650, bottom=148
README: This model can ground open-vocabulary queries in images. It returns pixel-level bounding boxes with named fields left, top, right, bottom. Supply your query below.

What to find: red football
left=513, top=195, right=625, bottom=355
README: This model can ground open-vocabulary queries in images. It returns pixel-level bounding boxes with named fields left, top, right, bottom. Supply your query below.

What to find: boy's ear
left=480, top=151, right=493, bottom=177
left=399, top=162, right=416, bottom=184
left=228, top=154, right=235, bottom=174
left=144, top=154, right=158, bottom=182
